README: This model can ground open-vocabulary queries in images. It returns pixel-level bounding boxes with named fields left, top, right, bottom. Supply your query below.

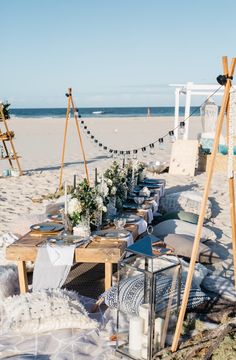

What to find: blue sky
left=1, top=0, right=236, bottom=108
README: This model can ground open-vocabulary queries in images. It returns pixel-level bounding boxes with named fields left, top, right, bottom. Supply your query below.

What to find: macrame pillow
left=153, top=219, right=216, bottom=242
left=103, top=274, right=209, bottom=315
left=159, top=191, right=212, bottom=219
left=0, top=289, right=98, bottom=335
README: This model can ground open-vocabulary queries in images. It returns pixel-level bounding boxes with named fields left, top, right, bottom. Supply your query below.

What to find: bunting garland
left=67, top=85, right=222, bottom=160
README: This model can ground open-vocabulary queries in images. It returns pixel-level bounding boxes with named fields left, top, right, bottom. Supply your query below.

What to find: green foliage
left=71, top=178, right=100, bottom=222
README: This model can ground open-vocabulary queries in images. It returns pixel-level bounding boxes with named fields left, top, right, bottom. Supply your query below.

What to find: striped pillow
left=103, top=274, right=209, bottom=315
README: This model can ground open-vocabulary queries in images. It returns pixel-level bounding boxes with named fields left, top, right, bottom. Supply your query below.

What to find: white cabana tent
left=169, top=82, right=224, bottom=140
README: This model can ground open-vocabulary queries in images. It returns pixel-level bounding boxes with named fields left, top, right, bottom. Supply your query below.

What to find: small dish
left=123, top=202, right=139, bottom=210
left=30, top=222, right=64, bottom=233
left=94, top=229, right=130, bottom=239
left=104, top=230, right=129, bottom=239
left=121, top=213, right=141, bottom=223
left=47, top=213, right=62, bottom=221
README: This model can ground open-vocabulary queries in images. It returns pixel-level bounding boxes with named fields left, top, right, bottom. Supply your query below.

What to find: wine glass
left=134, top=196, right=145, bottom=209
left=114, top=217, right=126, bottom=230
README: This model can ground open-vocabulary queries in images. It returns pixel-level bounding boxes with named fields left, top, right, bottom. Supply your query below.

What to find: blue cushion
left=218, top=144, right=236, bottom=155
left=103, top=274, right=209, bottom=315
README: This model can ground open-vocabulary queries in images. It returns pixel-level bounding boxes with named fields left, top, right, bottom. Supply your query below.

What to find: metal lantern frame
left=115, top=239, right=181, bottom=360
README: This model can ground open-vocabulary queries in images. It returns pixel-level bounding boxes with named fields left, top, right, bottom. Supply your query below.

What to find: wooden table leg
left=105, top=262, right=113, bottom=291
left=17, top=261, right=28, bottom=293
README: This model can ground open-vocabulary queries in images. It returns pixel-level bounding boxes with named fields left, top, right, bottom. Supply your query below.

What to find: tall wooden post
left=70, top=96, right=90, bottom=185
left=59, top=88, right=90, bottom=189
left=171, top=56, right=236, bottom=352
left=59, top=89, right=72, bottom=189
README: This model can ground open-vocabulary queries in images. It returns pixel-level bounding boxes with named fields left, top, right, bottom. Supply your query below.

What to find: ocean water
left=10, top=106, right=201, bottom=119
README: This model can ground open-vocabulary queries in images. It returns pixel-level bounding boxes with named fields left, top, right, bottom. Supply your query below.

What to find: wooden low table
left=6, top=224, right=139, bottom=294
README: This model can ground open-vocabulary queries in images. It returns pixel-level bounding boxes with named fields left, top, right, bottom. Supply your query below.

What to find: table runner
left=32, top=245, right=75, bottom=291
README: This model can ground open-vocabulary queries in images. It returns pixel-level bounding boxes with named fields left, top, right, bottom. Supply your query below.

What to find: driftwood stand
left=0, top=103, right=22, bottom=175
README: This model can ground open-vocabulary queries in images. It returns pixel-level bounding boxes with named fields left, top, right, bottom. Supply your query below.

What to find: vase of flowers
left=73, top=213, right=91, bottom=237
left=67, top=179, right=107, bottom=230
left=103, top=161, right=127, bottom=212
left=137, top=162, right=146, bottom=183
left=107, top=196, right=117, bottom=218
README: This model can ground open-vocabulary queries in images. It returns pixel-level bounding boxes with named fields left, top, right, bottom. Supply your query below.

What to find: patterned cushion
left=103, top=274, right=209, bottom=315
left=159, top=191, right=212, bottom=219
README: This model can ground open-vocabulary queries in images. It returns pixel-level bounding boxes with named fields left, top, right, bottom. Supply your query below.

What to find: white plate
left=122, top=214, right=141, bottom=223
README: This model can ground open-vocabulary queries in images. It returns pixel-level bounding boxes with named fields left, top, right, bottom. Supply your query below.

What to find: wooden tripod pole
left=59, top=89, right=72, bottom=189
left=171, top=56, right=236, bottom=353
left=70, top=95, right=90, bottom=185
left=225, top=56, right=236, bottom=289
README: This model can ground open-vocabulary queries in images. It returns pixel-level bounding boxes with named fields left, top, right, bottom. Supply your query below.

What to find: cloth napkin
left=124, top=233, right=133, bottom=247
left=32, top=245, right=75, bottom=291
left=147, top=208, right=154, bottom=224
left=137, top=218, right=147, bottom=235
left=150, top=200, right=159, bottom=212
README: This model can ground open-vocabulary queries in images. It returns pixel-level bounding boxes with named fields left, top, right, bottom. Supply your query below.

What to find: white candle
left=139, top=303, right=149, bottom=334
left=131, top=163, right=135, bottom=181
left=141, top=333, right=148, bottom=347
left=129, top=316, right=143, bottom=352
left=64, top=181, right=68, bottom=215
left=154, top=317, right=164, bottom=349
left=141, top=345, right=148, bottom=359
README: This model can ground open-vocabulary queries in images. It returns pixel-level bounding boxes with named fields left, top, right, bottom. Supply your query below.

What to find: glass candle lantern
left=116, top=236, right=181, bottom=360
left=200, top=98, right=218, bottom=133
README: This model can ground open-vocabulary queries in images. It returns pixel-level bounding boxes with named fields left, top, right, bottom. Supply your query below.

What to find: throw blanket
left=33, top=245, right=75, bottom=291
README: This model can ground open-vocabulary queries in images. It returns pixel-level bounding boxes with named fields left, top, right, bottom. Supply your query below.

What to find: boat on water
left=92, top=111, right=104, bottom=115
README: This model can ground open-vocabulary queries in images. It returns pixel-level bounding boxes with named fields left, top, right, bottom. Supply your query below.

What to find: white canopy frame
left=169, top=82, right=225, bottom=140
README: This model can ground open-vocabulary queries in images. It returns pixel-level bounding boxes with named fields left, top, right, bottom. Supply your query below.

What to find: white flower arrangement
left=68, top=198, right=82, bottom=217
left=97, top=181, right=109, bottom=198
left=106, top=179, right=113, bottom=186
left=111, top=186, right=117, bottom=195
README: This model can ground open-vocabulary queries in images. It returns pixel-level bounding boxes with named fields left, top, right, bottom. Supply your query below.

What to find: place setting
left=30, top=222, right=64, bottom=235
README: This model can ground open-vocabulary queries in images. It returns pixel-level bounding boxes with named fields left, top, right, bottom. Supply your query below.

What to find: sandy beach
left=1, top=115, right=196, bottom=234
left=0, top=114, right=234, bottom=277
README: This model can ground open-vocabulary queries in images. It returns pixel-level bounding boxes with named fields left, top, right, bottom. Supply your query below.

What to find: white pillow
left=0, top=265, right=19, bottom=302
left=0, top=289, right=98, bottom=335
left=159, top=191, right=212, bottom=219
left=153, top=219, right=216, bottom=242
left=202, top=275, right=236, bottom=302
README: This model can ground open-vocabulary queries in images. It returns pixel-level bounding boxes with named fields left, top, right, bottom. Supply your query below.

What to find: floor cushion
left=153, top=219, right=216, bottom=242
left=154, top=211, right=199, bottom=225
left=159, top=191, right=212, bottom=219
left=0, top=289, right=98, bottom=335
left=164, top=234, right=220, bottom=264
left=103, top=274, right=209, bottom=315
left=201, top=274, right=236, bottom=302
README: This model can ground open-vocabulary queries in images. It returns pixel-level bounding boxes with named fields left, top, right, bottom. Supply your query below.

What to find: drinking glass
left=134, top=196, right=145, bottom=208
left=114, top=217, right=126, bottom=230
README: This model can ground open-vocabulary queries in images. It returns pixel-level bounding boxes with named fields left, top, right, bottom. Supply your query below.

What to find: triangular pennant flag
left=127, top=233, right=158, bottom=257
